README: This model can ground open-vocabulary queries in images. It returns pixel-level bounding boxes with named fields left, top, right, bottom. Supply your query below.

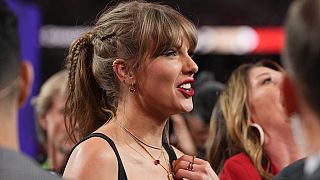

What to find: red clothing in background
left=220, top=152, right=279, bottom=180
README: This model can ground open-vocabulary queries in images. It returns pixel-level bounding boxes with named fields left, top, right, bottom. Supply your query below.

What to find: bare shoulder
left=63, top=136, right=119, bottom=180
left=171, top=145, right=184, bottom=158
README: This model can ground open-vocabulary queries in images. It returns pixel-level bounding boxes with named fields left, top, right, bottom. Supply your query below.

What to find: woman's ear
left=18, top=61, right=34, bottom=107
left=282, top=74, right=297, bottom=117
left=112, top=59, right=135, bottom=83
left=113, top=59, right=128, bottom=82
left=38, top=114, right=48, bottom=130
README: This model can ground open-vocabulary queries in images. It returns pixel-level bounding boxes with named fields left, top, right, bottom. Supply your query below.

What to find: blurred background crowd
left=5, top=0, right=298, bottom=178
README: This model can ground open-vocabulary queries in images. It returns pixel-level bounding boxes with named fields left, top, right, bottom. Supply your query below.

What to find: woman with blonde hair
left=207, top=60, right=304, bottom=180
left=63, top=1, right=218, bottom=180
left=32, top=70, right=73, bottom=174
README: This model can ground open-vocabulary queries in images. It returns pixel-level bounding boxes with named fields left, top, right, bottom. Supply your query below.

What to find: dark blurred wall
left=38, top=0, right=291, bottom=26
left=37, top=0, right=288, bottom=83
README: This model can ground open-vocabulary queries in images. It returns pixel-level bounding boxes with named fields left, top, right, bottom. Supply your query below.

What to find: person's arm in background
left=170, top=114, right=197, bottom=156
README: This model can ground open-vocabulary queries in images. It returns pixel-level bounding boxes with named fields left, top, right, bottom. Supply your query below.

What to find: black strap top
left=65, top=133, right=177, bottom=180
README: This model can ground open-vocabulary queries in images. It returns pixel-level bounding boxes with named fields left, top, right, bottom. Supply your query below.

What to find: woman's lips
left=177, top=79, right=195, bottom=97
left=178, top=87, right=195, bottom=97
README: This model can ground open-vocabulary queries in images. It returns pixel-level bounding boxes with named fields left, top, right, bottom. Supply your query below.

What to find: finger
left=173, top=155, right=210, bottom=174
left=178, top=155, right=199, bottom=164
left=172, top=156, right=187, bottom=169
left=173, top=160, right=192, bottom=172
left=174, top=163, right=200, bottom=173
left=175, top=155, right=204, bottom=165
left=175, top=164, right=219, bottom=180
left=174, top=168, right=204, bottom=180
left=173, top=155, right=197, bottom=172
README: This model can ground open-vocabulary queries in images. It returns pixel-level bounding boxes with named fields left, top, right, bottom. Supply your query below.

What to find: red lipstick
left=177, top=79, right=195, bottom=97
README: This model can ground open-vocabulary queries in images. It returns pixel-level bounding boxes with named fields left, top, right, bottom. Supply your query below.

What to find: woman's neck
left=265, top=128, right=305, bottom=169
left=299, top=100, right=320, bottom=154
left=114, top=100, right=168, bottom=149
left=0, top=108, right=19, bottom=151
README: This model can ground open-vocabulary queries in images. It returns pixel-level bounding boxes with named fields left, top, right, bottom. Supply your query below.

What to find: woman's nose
left=183, top=56, right=198, bottom=75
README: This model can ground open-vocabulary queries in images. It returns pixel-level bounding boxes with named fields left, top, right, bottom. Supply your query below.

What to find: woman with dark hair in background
left=207, top=60, right=304, bottom=180
left=63, top=1, right=218, bottom=180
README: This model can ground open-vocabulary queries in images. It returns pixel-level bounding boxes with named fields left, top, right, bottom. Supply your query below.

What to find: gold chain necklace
left=119, top=125, right=174, bottom=180
left=121, top=125, right=162, bottom=150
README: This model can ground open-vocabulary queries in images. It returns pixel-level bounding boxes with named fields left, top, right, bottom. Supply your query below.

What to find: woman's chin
left=182, top=103, right=193, bottom=112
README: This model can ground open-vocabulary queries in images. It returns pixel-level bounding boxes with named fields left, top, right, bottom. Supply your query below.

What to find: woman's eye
left=262, top=77, right=272, bottom=84
left=163, top=49, right=177, bottom=57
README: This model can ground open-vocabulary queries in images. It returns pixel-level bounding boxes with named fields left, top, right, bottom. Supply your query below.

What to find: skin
left=248, top=66, right=304, bottom=169
left=135, top=38, right=198, bottom=118
left=39, top=95, right=73, bottom=173
left=170, top=114, right=197, bottom=156
left=0, top=62, right=33, bottom=151
left=173, top=155, right=218, bottom=180
left=283, top=75, right=320, bottom=155
left=187, top=114, right=209, bottom=149
left=170, top=113, right=209, bottom=157
left=63, top=37, right=219, bottom=180
left=248, top=66, right=287, bottom=135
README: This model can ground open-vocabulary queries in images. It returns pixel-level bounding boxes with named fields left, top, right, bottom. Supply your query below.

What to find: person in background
left=0, top=0, right=60, bottom=179
left=32, top=70, right=73, bottom=175
left=171, top=71, right=224, bottom=158
left=275, top=0, right=320, bottom=179
left=63, top=1, right=218, bottom=180
left=207, top=60, right=304, bottom=180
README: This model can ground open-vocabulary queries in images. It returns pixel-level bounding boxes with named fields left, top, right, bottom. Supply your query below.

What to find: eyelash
left=262, top=77, right=272, bottom=84
left=162, top=49, right=194, bottom=58
left=163, top=49, right=177, bottom=57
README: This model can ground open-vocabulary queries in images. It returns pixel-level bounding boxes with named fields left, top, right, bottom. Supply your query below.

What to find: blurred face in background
left=41, top=95, right=73, bottom=173
left=248, top=66, right=289, bottom=137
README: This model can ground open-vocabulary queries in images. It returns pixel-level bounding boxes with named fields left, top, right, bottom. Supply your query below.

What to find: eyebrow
left=256, top=72, right=270, bottom=78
